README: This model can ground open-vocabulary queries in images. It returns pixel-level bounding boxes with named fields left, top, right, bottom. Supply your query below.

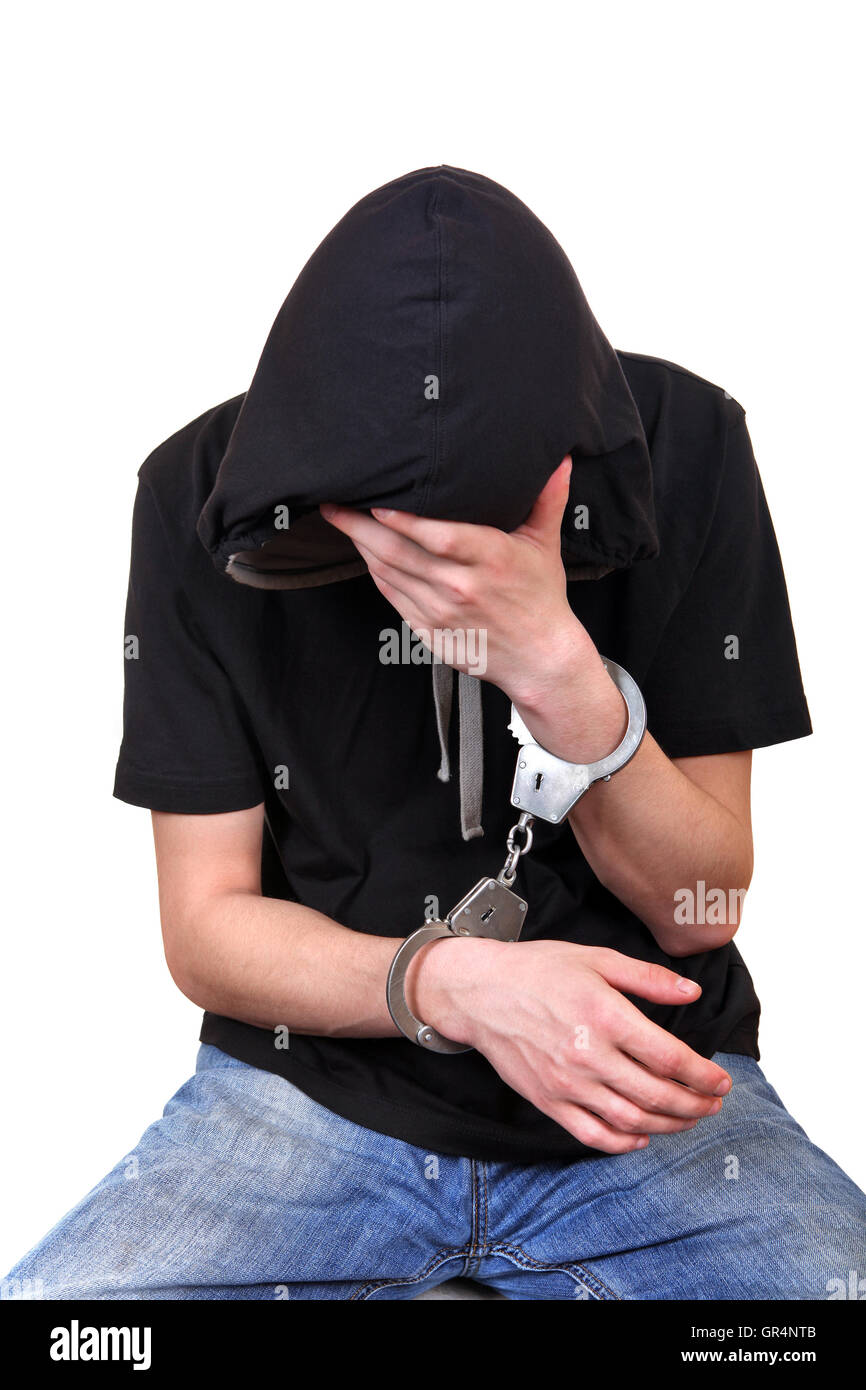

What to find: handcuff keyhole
left=534, top=771, right=544, bottom=791
left=480, top=905, right=496, bottom=924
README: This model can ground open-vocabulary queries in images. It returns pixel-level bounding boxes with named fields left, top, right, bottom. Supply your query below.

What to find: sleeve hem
left=651, top=706, right=813, bottom=758
left=113, top=766, right=265, bottom=814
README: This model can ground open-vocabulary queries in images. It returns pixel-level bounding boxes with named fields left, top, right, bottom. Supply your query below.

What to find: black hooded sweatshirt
left=113, top=165, right=812, bottom=1162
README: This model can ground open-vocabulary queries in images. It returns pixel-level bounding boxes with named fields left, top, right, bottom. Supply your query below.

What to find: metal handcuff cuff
left=386, top=658, right=648, bottom=1054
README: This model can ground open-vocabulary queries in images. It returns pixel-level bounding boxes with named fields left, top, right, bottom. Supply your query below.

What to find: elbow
left=161, top=916, right=214, bottom=1011
left=652, top=858, right=753, bottom=958
left=164, top=948, right=208, bottom=1010
left=661, top=926, right=740, bottom=959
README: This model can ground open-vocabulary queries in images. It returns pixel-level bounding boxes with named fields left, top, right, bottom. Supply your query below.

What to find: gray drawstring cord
left=432, top=659, right=453, bottom=782
left=432, top=662, right=484, bottom=840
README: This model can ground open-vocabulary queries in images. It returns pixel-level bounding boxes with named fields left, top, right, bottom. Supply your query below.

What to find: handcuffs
left=386, top=658, right=647, bottom=1054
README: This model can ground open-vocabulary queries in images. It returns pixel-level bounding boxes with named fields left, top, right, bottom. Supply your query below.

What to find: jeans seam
left=350, top=1248, right=473, bottom=1300
left=468, top=1161, right=477, bottom=1257
left=488, top=1242, right=621, bottom=1301
left=463, top=1161, right=490, bottom=1277
left=480, top=1162, right=489, bottom=1252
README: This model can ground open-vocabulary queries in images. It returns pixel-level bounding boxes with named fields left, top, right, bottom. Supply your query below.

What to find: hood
left=197, top=163, right=657, bottom=582
left=196, top=164, right=658, bottom=840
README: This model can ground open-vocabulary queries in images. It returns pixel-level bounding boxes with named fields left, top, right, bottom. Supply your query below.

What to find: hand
left=319, top=457, right=596, bottom=705
left=408, top=936, right=732, bottom=1155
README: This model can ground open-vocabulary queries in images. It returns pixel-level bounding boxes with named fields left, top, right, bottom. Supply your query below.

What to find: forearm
left=166, top=890, right=404, bottom=1037
left=170, top=888, right=510, bottom=1041
left=508, top=626, right=753, bottom=956
left=566, top=734, right=751, bottom=954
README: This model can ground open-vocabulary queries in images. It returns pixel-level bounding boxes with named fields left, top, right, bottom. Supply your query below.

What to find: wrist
left=508, top=628, right=628, bottom=765
left=403, top=934, right=508, bottom=1047
left=503, top=616, right=591, bottom=709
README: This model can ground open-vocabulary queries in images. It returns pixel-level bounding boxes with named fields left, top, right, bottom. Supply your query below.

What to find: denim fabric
left=3, top=1044, right=864, bottom=1300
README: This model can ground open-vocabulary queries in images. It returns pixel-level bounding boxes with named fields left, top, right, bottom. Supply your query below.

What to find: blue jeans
left=3, top=1044, right=864, bottom=1300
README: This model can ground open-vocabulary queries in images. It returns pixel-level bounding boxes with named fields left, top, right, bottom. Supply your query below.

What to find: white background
left=1, top=1, right=863, bottom=1272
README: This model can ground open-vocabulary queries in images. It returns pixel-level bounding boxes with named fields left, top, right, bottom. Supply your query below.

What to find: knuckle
left=379, top=538, right=402, bottom=567
left=592, top=947, right=622, bottom=978
left=428, top=601, right=451, bottom=629
left=605, top=1099, right=644, bottom=1132
left=447, top=576, right=474, bottom=606
left=655, top=1044, right=682, bottom=1076
left=483, top=538, right=507, bottom=573
left=640, top=1084, right=671, bottom=1114
left=570, top=1113, right=609, bottom=1150
left=590, top=997, right=622, bottom=1036
left=434, top=531, right=459, bottom=558
left=543, top=1063, right=575, bottom=1098
left=589, top=945, right=614, bottom=966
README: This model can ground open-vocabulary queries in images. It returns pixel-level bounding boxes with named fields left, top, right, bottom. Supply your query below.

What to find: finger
left=363, top=571, right=424, bottom=632
left=568, top=1080, right=703, bottom=1135
left=320, top=504, right=453, bottom=582
left=353, top=541, right=439, bottom=614
left=617, top=1013, right=732, bottom=1097
left=369, top=506, right=498, bottom=563
left=605, top=1052, right=726, bottom=1120
left=513, top=455, right=572, bottom=545
left=590, top=947, right=705, bottom=1007
left=544, top=1100, right=650, bottom=1155
left=360, top=554, right=474, bottom=669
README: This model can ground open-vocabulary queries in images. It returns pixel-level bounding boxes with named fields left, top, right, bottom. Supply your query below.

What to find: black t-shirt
left=113, top=350, right=812, bottom=1162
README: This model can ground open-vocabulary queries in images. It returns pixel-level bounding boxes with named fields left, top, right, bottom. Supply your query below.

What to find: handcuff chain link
left=499, top=810, right=535, bottom=886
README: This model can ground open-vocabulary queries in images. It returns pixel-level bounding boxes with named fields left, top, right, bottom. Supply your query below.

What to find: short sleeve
left=112, top=477, right=265, bottom=812
left=642, top=408, right=812, bottom=758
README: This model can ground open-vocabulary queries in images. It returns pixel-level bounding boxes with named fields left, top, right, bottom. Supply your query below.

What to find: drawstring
left=432, top=663, right=484, bottom=840
left=432, top=660, right=453, bottom=781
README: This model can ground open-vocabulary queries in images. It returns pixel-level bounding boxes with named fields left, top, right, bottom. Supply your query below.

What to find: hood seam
left=419, top=174, right=445, bottom=520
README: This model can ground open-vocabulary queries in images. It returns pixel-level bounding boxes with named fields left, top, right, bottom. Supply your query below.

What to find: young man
left=4, top=165, right=865, bottom=1300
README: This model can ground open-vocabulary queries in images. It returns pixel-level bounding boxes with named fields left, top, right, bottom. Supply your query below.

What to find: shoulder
left=617, top=348, right=746, bottom=434
left=135, top=394, right=245, bottom=567
left=138, top=393, right=245, bottom=501
left=616, top=350, right=750, bottom=510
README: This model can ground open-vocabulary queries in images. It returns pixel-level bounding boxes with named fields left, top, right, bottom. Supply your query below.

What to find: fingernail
left=320, top=503, right=336, bottom=519
left=676, top=977, right=699, bottom=994
left=371, top=506, right=393, bottom=519
left=709, top=1098, right=723, bottom=1114
left=714, top=1077, right=732, bottom=1097
left=634, top=1136, right=649, bottom=1149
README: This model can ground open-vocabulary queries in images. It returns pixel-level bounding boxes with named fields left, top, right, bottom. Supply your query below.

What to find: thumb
left=516, top=455, right=572, bottom=546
